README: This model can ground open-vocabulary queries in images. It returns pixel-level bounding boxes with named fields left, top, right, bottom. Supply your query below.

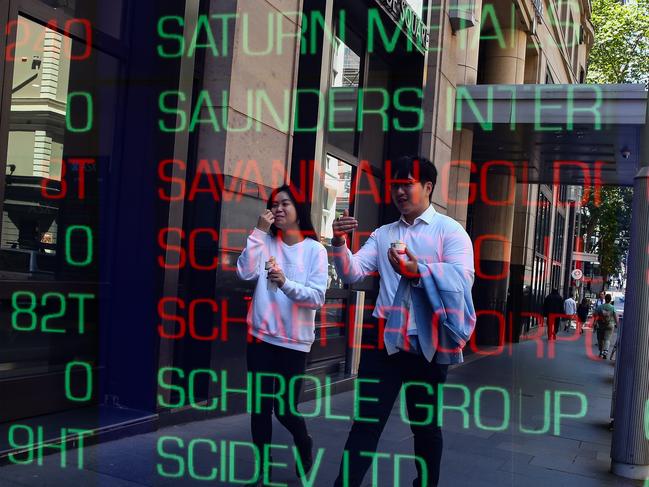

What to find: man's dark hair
left=391, top=155, right=437, bottom=202
left=605, top=294, right=612, bottom=303
left=266, top=184, right=317, bottom=240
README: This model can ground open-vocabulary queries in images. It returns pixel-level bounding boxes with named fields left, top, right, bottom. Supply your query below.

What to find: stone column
left=481, top=29, right=527, bottom=84
left=508, top=182, right=537, bottom=341
left=471, top=169, right=517, bottom=345
left=610, top=164, right=649, bottom=479
left=470, top=28, right=526, bottom=345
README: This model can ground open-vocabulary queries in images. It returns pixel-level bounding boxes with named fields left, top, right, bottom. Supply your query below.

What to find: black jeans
left=334, top=346, right=449, bottom=487
left=246, top=340, right=310, bottom=457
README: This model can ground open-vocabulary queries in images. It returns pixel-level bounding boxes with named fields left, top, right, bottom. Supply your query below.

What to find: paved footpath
left=0, top=329, right=643, bottom=486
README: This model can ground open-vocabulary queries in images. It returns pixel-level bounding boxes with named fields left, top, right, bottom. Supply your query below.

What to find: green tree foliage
left=580, top=187, right=633, bottom=286
left=587, top=0, right=649, bottom=85
left=580, top=0, right=646, bottom=287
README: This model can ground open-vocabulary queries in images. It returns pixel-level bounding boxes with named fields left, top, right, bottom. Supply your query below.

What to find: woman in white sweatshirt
left=236, top=184, right=328, bottom=484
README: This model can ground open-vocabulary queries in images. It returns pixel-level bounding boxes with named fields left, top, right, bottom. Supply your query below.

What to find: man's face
left=390, top=172, right=432, bottom=217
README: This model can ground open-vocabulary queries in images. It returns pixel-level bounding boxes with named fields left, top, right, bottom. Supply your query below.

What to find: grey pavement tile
left=497, top=460, right=639, bottom=487
left=3, top=331, right=642, bottom=486
left=0, top=461, right=149, bottom=487
left=442, top=449, right=510, bottom=471
left=0, top=477, right=35, bottom=487
left=82, top=446, right=158, bottom=486
left=438, top=420, right=498, bottom=438
left=441, top=462, right=571, bottom=487
left=528, top=452, right=611, bottom=479
left=492, top=431, right=583, bottom=450
left=574, top=448, right=599, bottom=461
left=552, top=423, right=613, bottom=446
left=579, top=440, right=612, bottom=455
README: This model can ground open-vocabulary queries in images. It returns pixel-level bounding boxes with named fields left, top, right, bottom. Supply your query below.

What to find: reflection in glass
left=315, top=299, right=345, bottom=340
left=331, top=38, right=360, bottom=88
left=37, top=0, right=76, bottom=16
left=407, top=0, right=424, bottom=17
left=0, top=15, right=117, bottom=387
left=3, top=17, right=71, bottom=276
left=36, top=0, right=123, bottom=38
left=321, top=155, right=353, bottom=289
left=328, top=30, right=362, bottom=155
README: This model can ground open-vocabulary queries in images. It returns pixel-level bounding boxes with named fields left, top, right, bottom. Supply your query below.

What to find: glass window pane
left=331, top=40, right=360, bottom=88
left=321, top=155, right=353, bottom=289
left=35, top=0, right=123, bottom=38
left=36, top=0, right=75, bottom=17
left=407, top=0, right=424, bottom=17
left=1, top=15, right=120, bottom=382
left=2, top=16, right=117, bottom=280
left=3, top=17, right=72, bottom=274
left=328, top=28, right=362, bottom=155
left=315, top=299, right=345, bottom=340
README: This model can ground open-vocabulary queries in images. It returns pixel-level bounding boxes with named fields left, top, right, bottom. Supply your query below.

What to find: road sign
left=571, top=269, right=584, bottom=280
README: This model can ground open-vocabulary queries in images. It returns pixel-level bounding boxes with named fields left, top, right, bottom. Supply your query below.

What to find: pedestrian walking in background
left=595, top=294, right=618, bottom=359
left=236, top=185, right=328, bottom=485
left=592, top=291, right=606, bottom=344
left=563, top=294, right=577, bottom=331
left=577, top=297, right=590, bottom=335
left=543, top=289, right=564, bottom=340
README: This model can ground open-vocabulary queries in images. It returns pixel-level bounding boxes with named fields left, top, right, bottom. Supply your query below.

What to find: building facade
left=0, top=0, right=595, bottom=440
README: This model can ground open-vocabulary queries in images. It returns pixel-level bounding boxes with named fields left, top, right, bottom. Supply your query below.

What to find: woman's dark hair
left=266, top=184, right=317, bottom=240
left=581, top=298, right=590, bottom=306
left=391, top=155, right=438, bottom=203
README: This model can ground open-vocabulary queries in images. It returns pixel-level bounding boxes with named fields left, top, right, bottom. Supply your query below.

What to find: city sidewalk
left=0, top=329, right=642, bottom=487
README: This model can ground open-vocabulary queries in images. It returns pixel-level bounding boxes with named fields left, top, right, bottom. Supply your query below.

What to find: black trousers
left=334, top=345, right=449, bottom=487
left=246, top=339, right=310, bottom=456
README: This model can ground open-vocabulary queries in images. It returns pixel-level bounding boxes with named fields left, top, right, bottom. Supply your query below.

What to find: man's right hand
left=256, top=209, right=275, bottom=233
left=331, top=208, right=358, bottom=246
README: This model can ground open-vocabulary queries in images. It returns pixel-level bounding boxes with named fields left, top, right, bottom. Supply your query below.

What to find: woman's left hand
left=268, top=266, right=286, bottom=288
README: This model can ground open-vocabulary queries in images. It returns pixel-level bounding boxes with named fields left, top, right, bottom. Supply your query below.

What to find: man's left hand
left=387, top=247, right=420, bottom=279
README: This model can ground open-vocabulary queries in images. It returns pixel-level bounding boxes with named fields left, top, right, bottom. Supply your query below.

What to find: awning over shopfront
left=454, top=84, right=647, bottom=186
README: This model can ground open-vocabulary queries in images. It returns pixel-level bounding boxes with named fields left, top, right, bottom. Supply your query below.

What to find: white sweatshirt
left=236, top=227, right=328, bottom=352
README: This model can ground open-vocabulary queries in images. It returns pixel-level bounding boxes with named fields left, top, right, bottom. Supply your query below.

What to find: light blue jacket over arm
left=384, top=230, right=477, bottom=364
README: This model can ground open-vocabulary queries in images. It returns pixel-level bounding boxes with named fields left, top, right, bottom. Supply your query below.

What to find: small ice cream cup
left=391, top=241, right=407, bottom=254
left=265, top=257, right=278, bottom=292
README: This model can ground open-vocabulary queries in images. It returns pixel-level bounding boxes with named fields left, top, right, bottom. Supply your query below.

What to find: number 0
left=65, top=361, right=92, bottom=402
left=65, top=225, right=93, bottom=266
left=66, top=92, right=93, bottom=132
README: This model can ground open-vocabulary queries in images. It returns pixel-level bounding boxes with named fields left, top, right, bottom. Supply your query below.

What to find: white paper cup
left=391, top=242, right=407, bottom=254
left=266, top=260, right=278, bottom=292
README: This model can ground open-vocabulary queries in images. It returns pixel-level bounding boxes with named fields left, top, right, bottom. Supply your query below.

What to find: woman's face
left=270, top=191, right=299, bottom=230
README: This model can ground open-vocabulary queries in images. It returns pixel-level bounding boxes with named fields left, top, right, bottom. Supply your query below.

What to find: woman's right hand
left=256, top=209, right=275, bottom=233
